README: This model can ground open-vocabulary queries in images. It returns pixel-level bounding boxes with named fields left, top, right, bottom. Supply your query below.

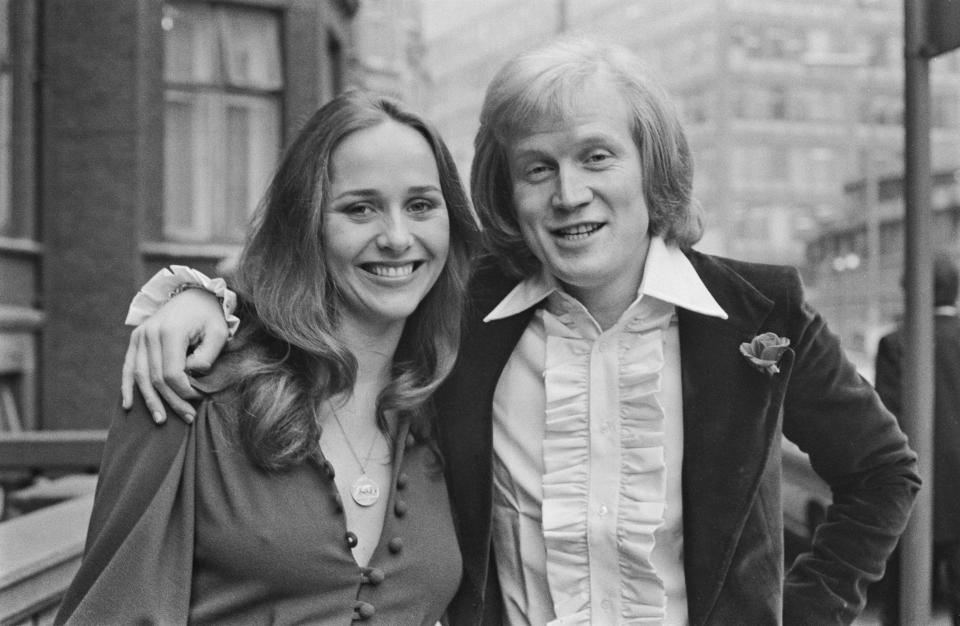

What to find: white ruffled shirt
left=484, top=237, right=727, bottom=626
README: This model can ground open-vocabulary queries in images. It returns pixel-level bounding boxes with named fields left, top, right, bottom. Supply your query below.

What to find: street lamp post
left=901, top=1, right=935, bottom=623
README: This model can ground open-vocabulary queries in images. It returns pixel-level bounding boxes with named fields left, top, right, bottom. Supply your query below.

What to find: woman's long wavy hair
left=228, top=89, right=477, bottom=472
left=472, top=35, right=704, bottom=279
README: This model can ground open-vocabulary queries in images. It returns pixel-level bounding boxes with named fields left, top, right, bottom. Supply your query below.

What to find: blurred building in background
left=805, top=169, right=960, bottom=380
left=423, top=0, right=960, bottom=266
left=352, top=0, right=428, bottom=106
left=3, top=0, right=960, bottom=433
left=0, top=0, right=429, bottom=433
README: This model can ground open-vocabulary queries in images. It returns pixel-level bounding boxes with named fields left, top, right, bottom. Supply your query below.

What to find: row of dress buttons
left=349, top=456, right=414, bottom=621
left=343, top=529, right=405, bottom=553
left=341, top=471, right=411, bottom=552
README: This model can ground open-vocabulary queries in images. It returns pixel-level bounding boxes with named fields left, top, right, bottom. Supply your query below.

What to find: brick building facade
left=1, top=0, right=359, bottom=431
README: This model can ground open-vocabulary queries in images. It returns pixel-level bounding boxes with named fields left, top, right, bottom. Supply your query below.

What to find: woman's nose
left=376, top=213, right=413, bottom=251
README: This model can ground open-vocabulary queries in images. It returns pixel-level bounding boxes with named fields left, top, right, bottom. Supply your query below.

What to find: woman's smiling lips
left=550, top=222, right=605, bottom=241
left=359, top=261, right=424, bottom=278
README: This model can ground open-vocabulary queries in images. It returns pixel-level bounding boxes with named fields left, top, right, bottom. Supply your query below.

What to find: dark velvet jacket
left=436, top=249, right=920, bottom=626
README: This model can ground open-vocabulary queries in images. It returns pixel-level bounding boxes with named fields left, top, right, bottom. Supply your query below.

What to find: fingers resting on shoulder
left=119, top=289, right=230, bottom=424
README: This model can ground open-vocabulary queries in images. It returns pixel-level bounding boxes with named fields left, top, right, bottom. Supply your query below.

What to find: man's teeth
left=367, top=263, right=415, bottom=277
left=556, top=223, right=602, bottom=239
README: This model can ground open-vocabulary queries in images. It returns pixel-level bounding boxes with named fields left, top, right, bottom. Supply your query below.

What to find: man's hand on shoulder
left=121, top=288, right=229, bottom=424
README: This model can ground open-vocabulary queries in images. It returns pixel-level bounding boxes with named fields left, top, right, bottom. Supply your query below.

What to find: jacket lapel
left=678, top=252, right=788, bottom=625
left=436, top=264, right=533, bottom=621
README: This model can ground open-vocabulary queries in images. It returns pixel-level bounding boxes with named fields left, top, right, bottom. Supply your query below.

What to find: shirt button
left=345, top=531, right=358, bottom=548
left=396, top=473, right=409, bottom=489
left=394, top=500, right=408, bottom=517
left=601, top=598, right=612, bottom=611
left=598, top=341, right=608, bottom=352
left=388, top=537, right=404, bottom=554
left=598, top=504, right=609, bottom=517
left=599, top=421, right=609, bottom=433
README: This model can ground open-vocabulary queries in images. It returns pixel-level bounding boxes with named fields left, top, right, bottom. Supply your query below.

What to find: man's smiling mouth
left=552, top=223, right=603, bottom=240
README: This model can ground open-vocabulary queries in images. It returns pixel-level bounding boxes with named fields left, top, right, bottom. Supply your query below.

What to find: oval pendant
left=351, top=475, right=380, bottom=507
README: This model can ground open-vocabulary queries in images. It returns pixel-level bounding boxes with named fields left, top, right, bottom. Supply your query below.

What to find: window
left=0, top=0, right=12, bottom=236
left=0, top=373, right=22, bottom=432
left=932, top=92, right=959, bottom=129
left=162, top=3, right=283, bottom=243
left=860, top=92, right=902, bottom=125
left=0, top=333, right=35, bottom=431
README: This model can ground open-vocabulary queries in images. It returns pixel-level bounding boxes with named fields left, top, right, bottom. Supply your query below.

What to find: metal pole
left=900, top=1, right=935, bottom=624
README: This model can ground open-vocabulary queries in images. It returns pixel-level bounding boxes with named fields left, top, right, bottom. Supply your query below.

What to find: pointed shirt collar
left=483, top=236, right=728, bottom=323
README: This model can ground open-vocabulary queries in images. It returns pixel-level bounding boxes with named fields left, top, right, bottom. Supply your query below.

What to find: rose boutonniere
left=740, top=332, right=791, bottom=375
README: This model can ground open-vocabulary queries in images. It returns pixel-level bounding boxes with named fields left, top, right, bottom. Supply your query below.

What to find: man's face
left=506, top=78, right=651, bottom=307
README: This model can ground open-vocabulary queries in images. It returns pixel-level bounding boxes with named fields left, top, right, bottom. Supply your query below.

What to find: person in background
left=120, top=37, right=919, bottom=625
left=875, top=252, right=960, bottom=626
left=57, top=89, right=478, bottom=624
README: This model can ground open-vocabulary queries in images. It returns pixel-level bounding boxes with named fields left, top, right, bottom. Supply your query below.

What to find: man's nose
left=376, top=212, right=413, bottom=251
left=551, top=164, right=592, bottom=211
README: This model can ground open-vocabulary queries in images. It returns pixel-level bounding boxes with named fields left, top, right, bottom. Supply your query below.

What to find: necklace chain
left=327, top=401, right=381, bottom=476
left=326, top=401, right=385, bottom=508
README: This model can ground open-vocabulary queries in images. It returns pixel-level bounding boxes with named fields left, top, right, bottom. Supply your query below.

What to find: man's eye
left=586, top=152, right=612, bottom=164
left=524, top=164, right=552, bottom=181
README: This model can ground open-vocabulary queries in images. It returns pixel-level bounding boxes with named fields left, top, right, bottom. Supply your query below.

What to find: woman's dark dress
left=56, top=356, right=462, bottom=625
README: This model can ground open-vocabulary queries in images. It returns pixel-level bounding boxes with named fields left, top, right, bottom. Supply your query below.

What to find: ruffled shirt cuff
left=125, top=265, right=240, bottom=338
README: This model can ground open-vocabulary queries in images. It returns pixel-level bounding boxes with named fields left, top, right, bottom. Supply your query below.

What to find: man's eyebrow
left=509, top=147, right=549, bottom=162
left=577, top=132, right=626, bottom=146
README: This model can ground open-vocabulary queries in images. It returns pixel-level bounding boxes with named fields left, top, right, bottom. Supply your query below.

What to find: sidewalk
left=854, top=604, right=953, bottom=625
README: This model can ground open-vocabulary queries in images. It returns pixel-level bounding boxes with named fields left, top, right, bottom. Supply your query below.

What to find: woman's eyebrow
left=407, top=184, right=442, bottom=194
left=330, top=188, right=380, bottom=202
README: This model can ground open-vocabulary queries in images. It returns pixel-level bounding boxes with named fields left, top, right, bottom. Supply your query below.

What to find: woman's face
left=323, top=120, right=450, bottom=331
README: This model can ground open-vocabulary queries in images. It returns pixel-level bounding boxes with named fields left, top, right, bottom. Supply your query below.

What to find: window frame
left=0, top=0, right=37, bottom=245
left=0, top=0, right=39, bottom=431
left=160, top=0, right=285, bottom=245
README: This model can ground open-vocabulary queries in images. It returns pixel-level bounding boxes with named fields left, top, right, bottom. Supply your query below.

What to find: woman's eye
left=407, top=199, right=436, bottom=214
left=343, top=203, right=375, bottom=217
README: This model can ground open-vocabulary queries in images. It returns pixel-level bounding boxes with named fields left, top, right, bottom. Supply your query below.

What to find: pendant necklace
left=328, top=403, right=382, bottom=507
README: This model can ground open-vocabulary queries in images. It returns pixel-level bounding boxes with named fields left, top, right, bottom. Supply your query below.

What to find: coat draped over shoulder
left=57, top=353, right=462, bottom=625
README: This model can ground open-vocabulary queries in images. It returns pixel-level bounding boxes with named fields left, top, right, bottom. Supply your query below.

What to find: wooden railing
left=0, top=494, right=94, bottom=625
left=0, top=430, right=107, bottom=472
left=0, top=430, right=106, bottom=625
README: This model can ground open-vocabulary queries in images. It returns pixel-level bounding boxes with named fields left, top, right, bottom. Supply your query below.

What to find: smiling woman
left=55, top=89, right=478, bottom=625
left=323, top=121, right=451, bottom=332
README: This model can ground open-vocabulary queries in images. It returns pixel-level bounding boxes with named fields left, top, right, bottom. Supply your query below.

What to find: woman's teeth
left=365, top=263, right=415, bottom=277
